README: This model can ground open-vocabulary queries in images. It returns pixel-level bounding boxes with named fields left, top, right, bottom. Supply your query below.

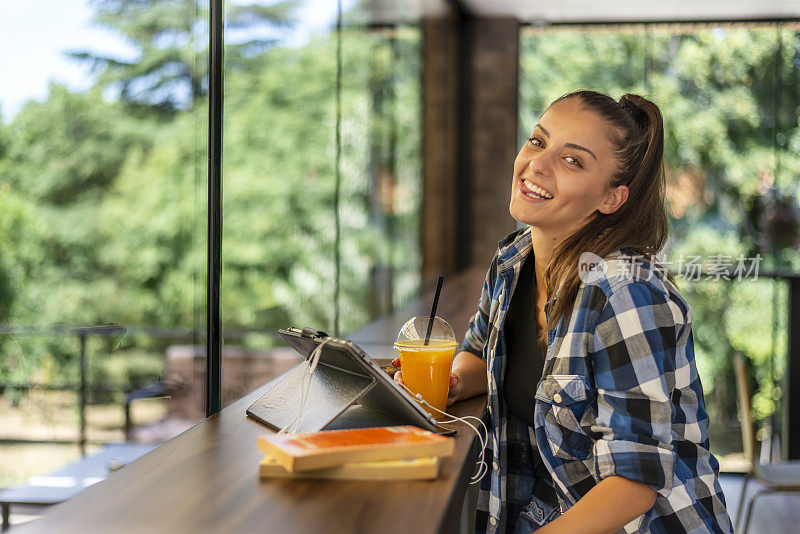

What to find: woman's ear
left=598, top=185, right=628, bottom=215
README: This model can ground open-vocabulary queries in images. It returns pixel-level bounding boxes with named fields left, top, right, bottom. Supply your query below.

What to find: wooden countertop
left=17, top=266, right=490, bottom=534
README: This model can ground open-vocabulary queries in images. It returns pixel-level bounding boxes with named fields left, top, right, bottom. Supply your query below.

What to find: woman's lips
left=518, top=179, right=554, bottom=202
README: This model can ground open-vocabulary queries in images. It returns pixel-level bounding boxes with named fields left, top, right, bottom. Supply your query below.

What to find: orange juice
left=396, top=339, right=458, bottom=419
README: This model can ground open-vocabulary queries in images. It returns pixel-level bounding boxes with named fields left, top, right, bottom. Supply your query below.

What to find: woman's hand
left=445, top=372, right=462, bottom=406
left=391, top=357, right=461, bottom=406
left=390, top=357, right=404, bottom=385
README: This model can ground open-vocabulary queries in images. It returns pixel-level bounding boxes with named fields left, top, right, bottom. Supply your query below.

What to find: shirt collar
left=497, top=227, right=532, bottom=273
left=497, top=227, right=562, bottom=309
left=495, top=227, right=635, bottom=312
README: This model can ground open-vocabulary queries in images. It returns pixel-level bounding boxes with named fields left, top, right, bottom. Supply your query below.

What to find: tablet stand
left=247, top=328, right=455, bottom=435
left=246, top=359, right=378, bottom=433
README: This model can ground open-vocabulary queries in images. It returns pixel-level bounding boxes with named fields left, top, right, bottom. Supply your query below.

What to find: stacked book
left=257, top=425, right=455, bottom=481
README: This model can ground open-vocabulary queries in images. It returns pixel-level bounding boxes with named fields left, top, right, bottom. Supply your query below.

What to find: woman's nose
left=528, top=152, right=552, bottom=176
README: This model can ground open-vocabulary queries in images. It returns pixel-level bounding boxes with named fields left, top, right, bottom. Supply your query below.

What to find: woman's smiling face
left=510, top=97, right=628, bottom=235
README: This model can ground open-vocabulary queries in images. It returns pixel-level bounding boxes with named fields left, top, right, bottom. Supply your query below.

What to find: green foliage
left=0, top=183, right=29, bottom=321
left=70, top=0, right=298, bottom=111
left=0, top=7, right=422, bottom=391
left=99, top=349, right=163, bottom=387
left=220, top=29, right=422, bottom=335
left=3, top=85, right=143, bottom=203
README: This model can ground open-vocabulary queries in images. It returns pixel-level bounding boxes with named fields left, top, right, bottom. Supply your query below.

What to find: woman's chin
left=509, top=203, right=541, bottom=227
left=509, top=209, right=558, bottom=233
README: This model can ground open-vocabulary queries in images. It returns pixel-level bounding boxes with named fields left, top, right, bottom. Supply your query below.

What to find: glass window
left=220, top=0, right=423, bottom=405
left=0, top=0, right=207, bottom=491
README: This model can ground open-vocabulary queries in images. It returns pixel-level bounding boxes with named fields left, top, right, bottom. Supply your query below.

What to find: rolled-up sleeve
left=461, top=254, right=499, bottom=362
left=589, top=281, right=677, bottom=496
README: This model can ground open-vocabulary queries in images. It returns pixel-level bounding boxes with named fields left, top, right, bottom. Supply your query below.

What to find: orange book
left=256, top=425, right=455, bottom=472
left=259, top=455, right=441, bottom=480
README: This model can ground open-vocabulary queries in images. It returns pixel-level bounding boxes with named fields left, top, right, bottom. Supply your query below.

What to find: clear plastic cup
left=394, top=316, right=459, bottom=419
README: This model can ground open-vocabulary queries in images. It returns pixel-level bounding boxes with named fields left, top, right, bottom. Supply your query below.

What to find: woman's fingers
left=393, top=370, right=404, bottom=385
left=446, top=373, right=460, bottom=406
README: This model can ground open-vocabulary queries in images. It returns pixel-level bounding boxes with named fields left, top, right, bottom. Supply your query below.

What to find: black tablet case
left=246, top=327, right=456, bottom=436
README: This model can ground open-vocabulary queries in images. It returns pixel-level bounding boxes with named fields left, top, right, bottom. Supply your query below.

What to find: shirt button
left=489, top=517, right=497, bottom=526
left=553, top=393, right=562, bottom=403
left=492, top=461, right=499, bottom=471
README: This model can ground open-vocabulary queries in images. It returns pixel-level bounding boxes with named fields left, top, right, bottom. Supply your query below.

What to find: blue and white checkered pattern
left=462, top=228, right=733, bottom=534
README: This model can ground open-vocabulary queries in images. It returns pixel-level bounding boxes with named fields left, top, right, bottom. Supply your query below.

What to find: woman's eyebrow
left=534, top=124, right=598, bottom=161
left=565, top=143, right=598, bottom=161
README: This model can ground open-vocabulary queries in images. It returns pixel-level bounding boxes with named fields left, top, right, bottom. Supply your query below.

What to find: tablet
left=246, top=327, right=456, bottom=436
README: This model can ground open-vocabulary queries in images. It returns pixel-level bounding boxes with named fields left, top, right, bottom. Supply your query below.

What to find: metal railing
left=0, top=323, right=277, bottom=456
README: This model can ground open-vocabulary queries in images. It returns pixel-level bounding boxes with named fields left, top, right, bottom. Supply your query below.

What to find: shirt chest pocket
left=535, top=374, right=593, bottom=461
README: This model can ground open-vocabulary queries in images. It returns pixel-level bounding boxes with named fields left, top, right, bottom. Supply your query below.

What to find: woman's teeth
left=523, top=180, right=553, bottom=199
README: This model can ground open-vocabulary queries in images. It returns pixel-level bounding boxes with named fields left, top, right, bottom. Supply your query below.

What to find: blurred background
left=0, top=0, right=799, bottom=526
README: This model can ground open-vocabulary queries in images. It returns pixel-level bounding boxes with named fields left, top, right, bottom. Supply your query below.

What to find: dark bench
left=0, top=443, right=157, bottom=531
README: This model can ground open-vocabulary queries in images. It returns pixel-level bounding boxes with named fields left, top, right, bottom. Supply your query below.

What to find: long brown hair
left=536, top=90, right=677, bottom=347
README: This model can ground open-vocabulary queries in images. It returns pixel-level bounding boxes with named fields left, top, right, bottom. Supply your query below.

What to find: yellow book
left=259, top=455, right=441, bottom=480
left=257, top=425, right=455, bottom=472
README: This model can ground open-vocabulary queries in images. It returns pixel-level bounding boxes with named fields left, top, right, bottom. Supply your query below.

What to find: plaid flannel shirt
left=462, top=227, right=733, bottom=534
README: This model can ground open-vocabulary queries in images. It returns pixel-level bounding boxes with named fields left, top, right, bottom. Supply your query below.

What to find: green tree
left=220, top=28, right=422, bottom=337
left=0, top=86, right=157, bottom=372
left=70, top=0, right=298, bottom=112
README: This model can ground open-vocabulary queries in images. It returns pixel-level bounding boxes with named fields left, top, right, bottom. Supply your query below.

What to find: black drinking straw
left=424, top=275, right=444, bottom=345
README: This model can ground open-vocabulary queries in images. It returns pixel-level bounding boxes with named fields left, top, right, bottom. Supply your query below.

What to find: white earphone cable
left=398, top=382, right=489, bottom=485
left=277, top=338, right=331, bottom=435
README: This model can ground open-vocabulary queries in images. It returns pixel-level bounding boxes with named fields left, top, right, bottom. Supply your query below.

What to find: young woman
left=394, top=90, right=733, bottom=533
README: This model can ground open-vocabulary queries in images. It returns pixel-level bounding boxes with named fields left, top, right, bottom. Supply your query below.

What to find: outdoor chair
left=733, top=353, right=800, bottom=533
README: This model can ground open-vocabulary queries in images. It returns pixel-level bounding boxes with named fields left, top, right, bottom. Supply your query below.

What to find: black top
left=503, top=251, right=545, bottom=428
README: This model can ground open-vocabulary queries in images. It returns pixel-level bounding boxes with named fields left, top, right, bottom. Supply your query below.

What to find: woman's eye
left=527, top=136, right=543, bottom=148
left=527, top=137, right=582, bottom=168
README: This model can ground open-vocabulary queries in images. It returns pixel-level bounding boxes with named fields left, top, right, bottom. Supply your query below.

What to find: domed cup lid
left=394, top=316, right=458, bottom=348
